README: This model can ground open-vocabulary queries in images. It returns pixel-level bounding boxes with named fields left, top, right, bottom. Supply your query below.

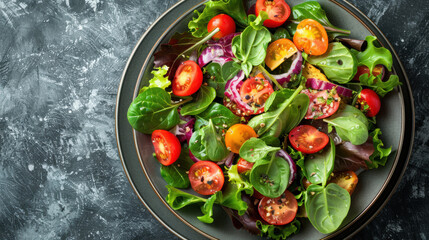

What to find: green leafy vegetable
left=189, top=119, right=229, bottom=161
left=260, top=136, right=281, bottom=148
left=354, top=36, right=393, bottom=72
left=239, top=138, right=280, bottom=163
left=194, top=102, right=240, bottom=130
left=127, top=88, right=190, bottom=134
left=305, top=183, right=351, bottom=234
left=292, top=1, right=350, bottom=38
left=358, top=73, right=401, bottom=97
left=205, top=61, right=241, bottom=98
left=304, top=42, right=357, bottom=83
left=197, top=193, right=218, bottom=223
left=256, top=219, right=301, bottom=240
left=366, top=128, right=392, bottom=169
left=250, top=154, right=290, bottom=198
left=180, top=86, right=216, bottom=116
left=165, top=185, right=206, bottom=210
left=160, top=165, right=190, bottom=188
left=188, top=0, right=248, bottom=37
left=303, top=139, right=335, bottom=187
left=139, top=66, right=171, bottom=93
left=331, top=104, right=369, bottom=128
left=324, top=116, right=368, bottom=145
left=272, top=28, right=292, bottom=41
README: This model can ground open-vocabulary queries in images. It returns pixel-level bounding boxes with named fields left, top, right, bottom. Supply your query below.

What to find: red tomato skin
left=258, top=190, right=298, bottom=225
left=207, top=14, right=236, bottom=40
left=255, top=0, right=291, bottom=28
left=239, top=76, right=274, bottom=115
left=189, top=161, right=225, bottom=195
left=301, top=89, right=340, bottom=119
left=288, top=125, right=329, bottom=154
left=357, top=89, right=381, bottom=117
left=151, top=130, right=181, bottom=166
left=172, top=60, right=203, bottom=96
left=237, top=158, right=254, bottom=174
left=293, top=19, right=329, bottom=56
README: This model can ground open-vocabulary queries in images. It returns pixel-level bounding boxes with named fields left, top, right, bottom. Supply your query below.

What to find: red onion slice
left=224, top=71, right=254, bottom=113
left=271, top=51, right=303, bottom=86
left=306, top=78, right=353, bottom=98
left=276, top=150, right=296, bottom=187
left=198, top=45, right=225, bottom=67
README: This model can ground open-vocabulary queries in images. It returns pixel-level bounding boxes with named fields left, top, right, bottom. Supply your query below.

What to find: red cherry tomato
left=188, top=161, right=225, bottom=195
left=328, top=170, right=359, bottom=195
left=265, top=38, right=298, bottom=71
left=255, top=0, right=291, bottom=28
left=207, top=14, right=236, bottom=40
left=172, top=60, right=203, bottom=96
left=225, top=124, right=258, bottom=154
left=240, top=74, right=274, bottom=115
left=237, top=158, right=254, bottom=174
left=301, top=89, right=340, bottom=119
left=258, top=190, right=298, bottom=225
left=356, top=89, right=381, bottom=117
left=293, top=19, right=329, bottom=56
left=151, top=130, right=181, bottom=166
left=289, top=125, right=329, bottom=154
left=353, top=65, right=384, bottom=81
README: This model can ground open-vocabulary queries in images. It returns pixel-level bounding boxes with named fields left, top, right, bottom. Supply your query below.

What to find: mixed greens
left=127, top=0, right=399, bottom=239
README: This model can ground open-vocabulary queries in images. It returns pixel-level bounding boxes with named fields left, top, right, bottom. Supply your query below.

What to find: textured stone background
left=0, top=0, right=427, bottom=239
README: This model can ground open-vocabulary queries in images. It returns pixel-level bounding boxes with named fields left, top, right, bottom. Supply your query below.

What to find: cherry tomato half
left=289, top=125, right=329, bottom=154
left=207, top=14, right=236, bottom=40
left=353, top=65, right=384, bottom=81
left=189, top=161, right=225, bottom=195
left=301, top=89, right=340, bottom=119
left=240, top=75, right=274, bottom=114
left=237, top=158, right=254, bottom=174
left=256, top=0, right=291, bottom=28
left=328, top=170, right=359, bottom=195
left=225, top=124, right=258, bottom=154
left=265, top=38, right=298, bottom=71
left=258, top=190, right=298, bottom=225
left=172, top=60, right=203, bottom=96
left=151, top=130, right=181, bottom=166
left=356, top=89, right=381, bottom=117
left=293, top=19, right=328, bottom=56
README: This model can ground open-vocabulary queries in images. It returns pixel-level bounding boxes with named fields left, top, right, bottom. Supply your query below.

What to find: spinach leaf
left=264, top=88, right=295, bottom=112
left=303, top=139, right=335, bottom=187
left=165, top=185, right=207, bottom=210
left=139, top=65, right=170, bottom=93
left=272, top=28, right=292, bottom=41
left=304, top=42, right=357, bottom=83
left=197, top=193, right=218, bottom=224
left=292, top=1, right=350, bottom=38
left=250, top=154, right=290, bottom=198
left=366, top=128, right=392, bottom=169
left=194, top=102, right=240, bottom=130
left=190, top=119, right=229, bottom=161
left=181, top=86, right=216, bottom=116
left=305, top=183, right=351, bottom=234
left=188, top=0, right=248, bottom=38
left=127, top=88, right=189, bottom=134
left=256, top=219, right=301, bottom=240
left=239, top=138, right=280, bottom=163
left=205, top=61, right=241, bottom=98
left=331, top=104, right=369, bottom=128
left=160, top=165, right=190, bottom=189
left=324, top=116, right=368, bottom=145
left=248, top=86, right=309, bottom=137
left=260, top=136, right=281, bottom=147
left=232, top=21, right=272, bottom=76
left=353, top=35, right=393, bottom=72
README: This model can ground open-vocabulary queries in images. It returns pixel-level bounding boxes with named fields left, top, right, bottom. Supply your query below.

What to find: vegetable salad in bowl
left=126, top=0, right=400, bottom=238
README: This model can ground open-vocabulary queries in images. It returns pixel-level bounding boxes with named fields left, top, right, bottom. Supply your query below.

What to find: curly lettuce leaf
left=165, top=185, right=207, bottom=210
left=366, top=128, right=392, bottom=169
left=197, top=192, right=219, bottom=223
left=354, top=36, right=393, bottom=72
left=188, top=0, right=248, bottom=37
left=358, top=73, right=401, bottom=97
left=140, top=66, right=170, bottom=93
left=256, top=219, right=301, bottom=240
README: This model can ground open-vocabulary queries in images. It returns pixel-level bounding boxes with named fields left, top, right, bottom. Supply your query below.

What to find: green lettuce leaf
left=140, top=66, right=170, bottom=93
left=358, top=73, right=401, bottom=97
left=197, top=193, right=219, bottom=223
left=256, top=219, right=301, bottom=240
left=165, top=185, right=206, bottom=210
left=354, top=36, right=393, bottom=72
left=366, top=128, right=392, bottom=169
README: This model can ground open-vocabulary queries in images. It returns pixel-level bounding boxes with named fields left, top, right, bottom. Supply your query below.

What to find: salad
left=127, top=0, right=399, bottom=238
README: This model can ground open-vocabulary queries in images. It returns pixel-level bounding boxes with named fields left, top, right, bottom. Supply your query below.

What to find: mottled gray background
left=0, top=0, right=427, bottom=239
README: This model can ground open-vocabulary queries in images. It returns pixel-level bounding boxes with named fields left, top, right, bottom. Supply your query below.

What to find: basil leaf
left=264, top=88, right=295, bottom=112
left=292, top=1, right=350, bottom=38
left=250, top=154, right=290, bottom=198
left=188, top=0, right=248, bottom=38
left=165, top=185, right=206, bottom=210
left=232, top=25, right=271, bottom=76
left=127, top=88, right=183, bottom=134
left=305, top=183, right=351, bottom=234
left=324, top=116, right=368, bottom=145
left=181, top=86, right=216, bottom=116
left=303, top=139, right=335, bottom=187
left=304, top=42, right=357, bottom=83
left=239, top=138, right=280, bottom=163
left=366, top=128, right=392, bottom=169
left=194, top=102, right=240, bottom=130
left=190, top=119, right=229, bottom=161
left=205, top=61, right=241, bottom=98
left=197, top=193, right=218, bottom=223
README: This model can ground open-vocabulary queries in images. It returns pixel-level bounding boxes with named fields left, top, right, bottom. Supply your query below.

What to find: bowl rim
left=115, top=0, right=415, bottom=239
